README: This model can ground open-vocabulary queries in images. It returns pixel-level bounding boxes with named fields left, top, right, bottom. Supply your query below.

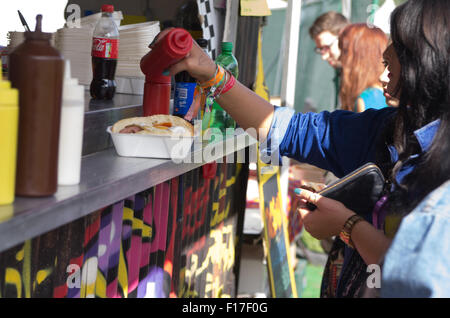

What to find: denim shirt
left=263, top=106, right=443, bottom=296
left=261, top=106, right=397, bottom=177
left=381, top=180, right=450, bottom=298
left=262, top=106, right=439, bottom=183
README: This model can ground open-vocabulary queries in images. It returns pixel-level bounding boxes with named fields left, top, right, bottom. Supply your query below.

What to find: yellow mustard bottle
left=0, top=80, right=19, bottom=205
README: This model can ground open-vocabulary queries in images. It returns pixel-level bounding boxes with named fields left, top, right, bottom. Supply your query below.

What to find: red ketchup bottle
left=140, top=28, right=193, bottom=116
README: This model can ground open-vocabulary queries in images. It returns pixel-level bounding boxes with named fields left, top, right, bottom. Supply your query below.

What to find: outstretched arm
left=161, top=30, right=275, bottom=140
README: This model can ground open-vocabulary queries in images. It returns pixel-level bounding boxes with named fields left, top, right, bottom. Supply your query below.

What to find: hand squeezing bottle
left=140, top=28, right=193, bottom=116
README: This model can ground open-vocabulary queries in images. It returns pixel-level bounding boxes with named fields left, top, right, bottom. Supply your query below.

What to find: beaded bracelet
left=220, top=71, right=236, bottom=95
left=198, top=65, right=226, bottom=111
left=184, top=79, right=223, bottom=120
left=211, top=70, right=229, bottom=100
left=185, top=64, right=237, bottom=120
left=198, top=65, right=225, bottom=89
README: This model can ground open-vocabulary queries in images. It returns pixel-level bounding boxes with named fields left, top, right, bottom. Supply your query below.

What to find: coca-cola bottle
left=90, top=4, right=119, bottom=100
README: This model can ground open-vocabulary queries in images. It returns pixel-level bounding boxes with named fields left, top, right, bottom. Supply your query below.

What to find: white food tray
left=107, top=126, right=194, bottom=159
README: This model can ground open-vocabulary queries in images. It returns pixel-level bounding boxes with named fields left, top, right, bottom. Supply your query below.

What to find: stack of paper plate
left=116, top=21, right=160, bottom=78
left=7, top=32, right=25, bottom=50
left=54, top=27, right=94, bottom=85
left=55, top=11, right=124, bottom=86
left=115, top=21, right=160, bottom=95
left=7, top=31, right=56, bottom=50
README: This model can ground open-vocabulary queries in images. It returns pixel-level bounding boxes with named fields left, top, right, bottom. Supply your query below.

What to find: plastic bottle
left=90, top=4, right=119, bottom=100
left=208, top=42, right=239, bottom=138
left=174, top=0, right=203, bottom=120
left=175, top=0, right=203, bottom=39
left=58, top=60, right=85, bottom=186
left=140, top=28, right=192, bottom=116
left=193, top=39, right=212, bottom=133
left=0, top=81, right=19, bottom=205
left=8, top=15, right=64, bottom=197
left=173, top=70, right=196, bottom=121
left=173, top=38, right=208, bottom=123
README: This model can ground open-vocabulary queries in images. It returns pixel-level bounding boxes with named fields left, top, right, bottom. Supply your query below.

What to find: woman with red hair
left=339, top=24, right=389, bottom=112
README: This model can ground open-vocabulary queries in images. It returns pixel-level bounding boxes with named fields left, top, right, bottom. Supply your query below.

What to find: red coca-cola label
left=92, top=37, right=119, bottom=59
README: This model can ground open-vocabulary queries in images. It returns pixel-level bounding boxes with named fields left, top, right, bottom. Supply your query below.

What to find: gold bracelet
left=339, top=214, right=364, bottom=249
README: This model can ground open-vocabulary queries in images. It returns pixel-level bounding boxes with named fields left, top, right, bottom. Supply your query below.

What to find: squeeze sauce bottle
left=140, top=28, right=193, bottom=116
left=0, top=81, right=19, bottom=205
left=58, top=60, right=85, bottom=186
left=8, top=15, right=64, bottom=197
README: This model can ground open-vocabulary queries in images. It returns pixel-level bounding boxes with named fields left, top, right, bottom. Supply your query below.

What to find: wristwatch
left=340, top=214, right=364, bottom=249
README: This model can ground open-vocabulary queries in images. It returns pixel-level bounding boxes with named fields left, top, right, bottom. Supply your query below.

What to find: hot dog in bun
left=111, top=115, right=194, bottom=137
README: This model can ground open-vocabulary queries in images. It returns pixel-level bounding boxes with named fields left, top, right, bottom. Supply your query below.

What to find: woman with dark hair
left=378, top=0, right=450, bottom=297
left=158, top=0, right=449, bottom=297
left=338, top=23, right=389, bottom=112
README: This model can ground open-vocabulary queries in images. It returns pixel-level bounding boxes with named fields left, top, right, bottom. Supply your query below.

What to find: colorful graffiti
left=0, top=162, right=248, bottom=298
left=252, top=25, right=297, bottom=299
left=258, top=165, right=297, bottom=298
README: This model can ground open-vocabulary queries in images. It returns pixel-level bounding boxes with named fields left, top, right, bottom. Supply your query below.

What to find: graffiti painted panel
left=66, top=217, right=85, bottom=298
left=0, top=162, right=248, bottom=298
left=95, top=202, right=125, bottom=298
left=2, top=242, right=28, bottom=298
left=127, top=194, right=145, bottom=298
left=153, top=181, right=171, bottom=298
left=164, top=177, right=179, bottom=298
left=185, top=168, right=200, bottom=297
left=136, top=190, right=153, bottom=298
left=117, top=196, right=134, bottom=298
left=258, top=166, right=297, bottom=298
left=53, top=223, right=72, bottom=298
left=80, top=211, right=101, bottom=298
left=179, top=170, right=193, bottom=297
left=95, top=206, right=113, bottom=298
left=194, top=169, right=212, bottom=297
left=106, top=201, right=124, bottom=298
left=31, top=229, right=58, bottom=297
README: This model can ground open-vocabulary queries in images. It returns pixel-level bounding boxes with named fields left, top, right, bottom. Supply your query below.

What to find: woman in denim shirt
left=161, top=0, right=449, bottom=297
left=381, top=180, right=450, bottom=297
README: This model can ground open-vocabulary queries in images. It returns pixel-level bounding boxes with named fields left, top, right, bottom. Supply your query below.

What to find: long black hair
left=377, top=0, right=450, bottom=216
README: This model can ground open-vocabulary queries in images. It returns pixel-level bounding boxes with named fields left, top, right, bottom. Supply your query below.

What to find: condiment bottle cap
left=221, top=42, right=233, bottom=53
left=196, top=38, right=208, bottom=48
left=101, top=5, right=114, bottom=13
left=25, top=15, right=52, bottom=41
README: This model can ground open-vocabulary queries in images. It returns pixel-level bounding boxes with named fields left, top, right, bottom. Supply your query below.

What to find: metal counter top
left=82, top=92, right=144, bottom=156
left=0, top=133, right=257, bottom=253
